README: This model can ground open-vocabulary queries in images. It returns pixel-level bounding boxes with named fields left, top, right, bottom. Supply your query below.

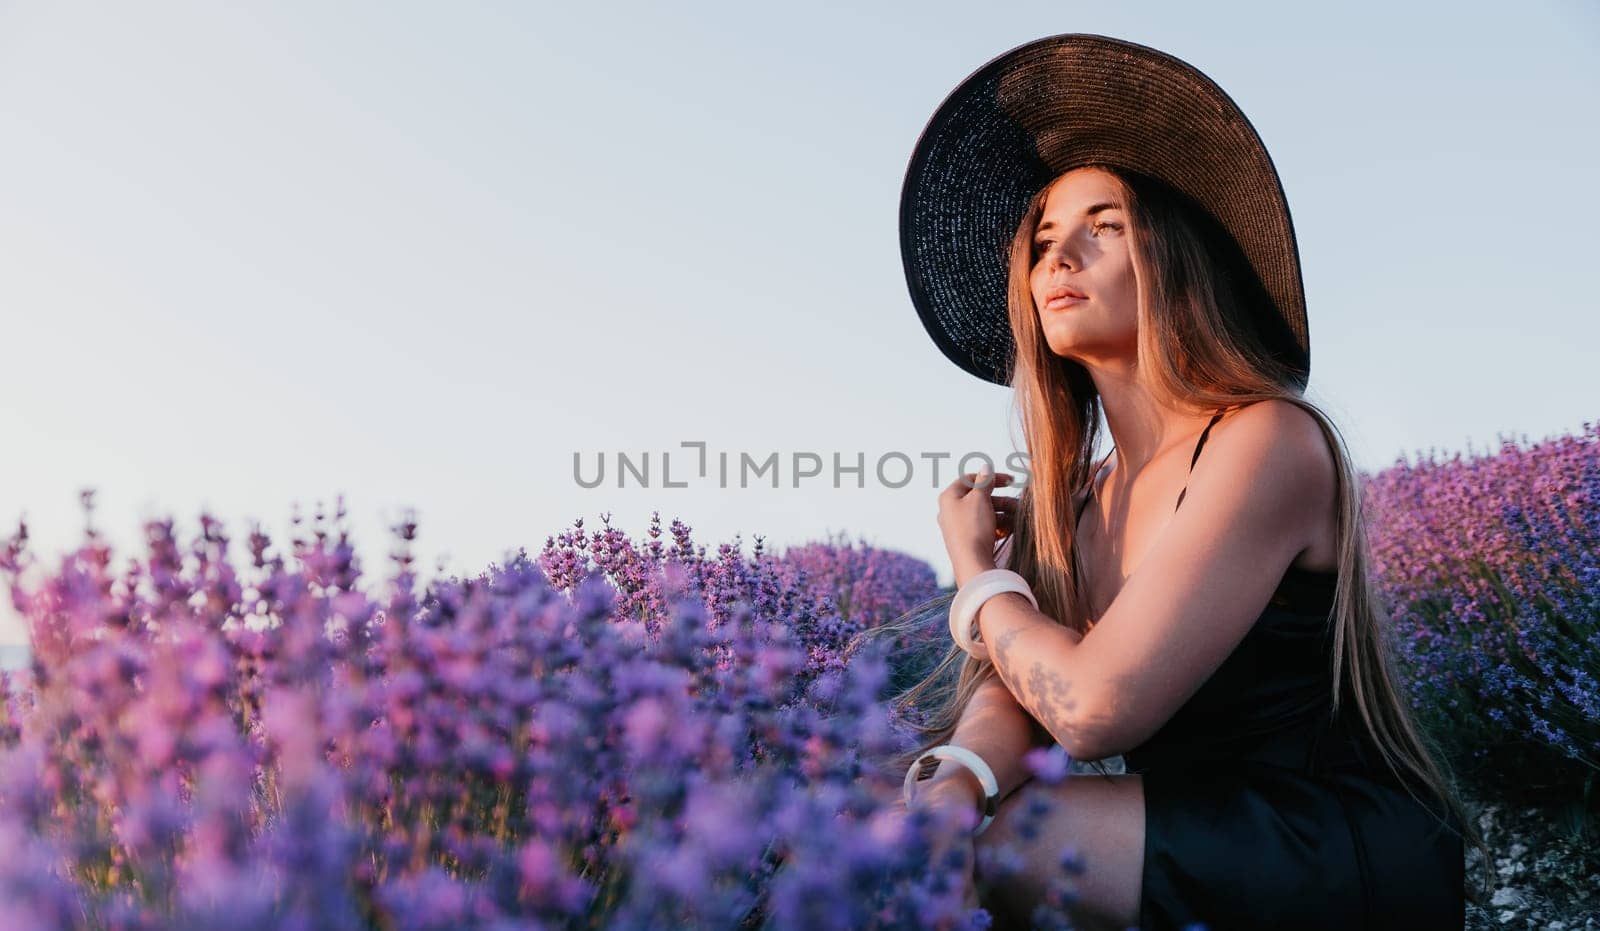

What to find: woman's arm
left=915, top=671, right=1054, bottom=815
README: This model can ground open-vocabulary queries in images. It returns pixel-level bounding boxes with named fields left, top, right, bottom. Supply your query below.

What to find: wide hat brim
left=899, top=33, right=1310, bottom=387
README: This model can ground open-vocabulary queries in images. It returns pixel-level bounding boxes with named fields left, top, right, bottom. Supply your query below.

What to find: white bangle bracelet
left=949, top=569, right=1038, bottom=660
left=902, top=744, right=1001, bottom=836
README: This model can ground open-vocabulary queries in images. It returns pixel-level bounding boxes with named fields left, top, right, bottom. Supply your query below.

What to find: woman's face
left=1028, top=167, right=1139, bottom=363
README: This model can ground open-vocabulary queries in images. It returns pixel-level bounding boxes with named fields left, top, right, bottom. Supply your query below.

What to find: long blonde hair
left=854, top=164, right=1490, bottom=903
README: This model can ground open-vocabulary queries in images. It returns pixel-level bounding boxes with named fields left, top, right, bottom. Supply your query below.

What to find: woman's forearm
left=918, top=672, right=1052, bottom=813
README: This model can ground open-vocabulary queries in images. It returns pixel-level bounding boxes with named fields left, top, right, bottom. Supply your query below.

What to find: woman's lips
left=1043, top=295, right=1087, bottom=310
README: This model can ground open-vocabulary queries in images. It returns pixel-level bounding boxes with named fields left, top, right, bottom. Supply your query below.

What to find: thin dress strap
left=1075, top=408, right=1230, bottom=523
left=1174, top=410, right=1228, bottom=512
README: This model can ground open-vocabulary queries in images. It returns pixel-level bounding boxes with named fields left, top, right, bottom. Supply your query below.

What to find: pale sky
left=2, top=0, right=1597, bottom=644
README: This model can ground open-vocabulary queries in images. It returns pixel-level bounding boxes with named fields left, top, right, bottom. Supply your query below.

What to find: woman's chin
left=1040, top=329, right=1079, bottom=357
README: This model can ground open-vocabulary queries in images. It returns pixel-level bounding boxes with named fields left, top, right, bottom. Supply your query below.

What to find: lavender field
left=0, top=422, right=1596, bottom=929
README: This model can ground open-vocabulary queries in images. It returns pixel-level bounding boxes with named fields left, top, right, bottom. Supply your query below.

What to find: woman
left=865, top=34, right=1490, bottom=930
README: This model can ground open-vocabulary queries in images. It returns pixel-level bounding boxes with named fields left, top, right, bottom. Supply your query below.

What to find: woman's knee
left=972, top=780, right=1054, bottom=913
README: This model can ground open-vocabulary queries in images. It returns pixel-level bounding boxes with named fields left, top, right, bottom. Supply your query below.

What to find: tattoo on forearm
left=1022, top=659, right=1078, bottom=740
left=991, top=625, right=1078, bottom=743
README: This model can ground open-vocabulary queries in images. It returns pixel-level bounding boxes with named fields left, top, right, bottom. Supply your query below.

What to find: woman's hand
left=939, top=464, right=1018, bottom=589
left=890, top=778, right=985, bottom=927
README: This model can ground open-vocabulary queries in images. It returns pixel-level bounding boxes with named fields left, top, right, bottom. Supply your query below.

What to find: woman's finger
left=940, top=472, right=1013, bottom=504
left=961, top=471, right=1014, bottom=489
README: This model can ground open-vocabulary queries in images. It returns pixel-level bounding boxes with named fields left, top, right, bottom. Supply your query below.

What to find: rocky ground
left=1462, top=790, right=1599, bottom=930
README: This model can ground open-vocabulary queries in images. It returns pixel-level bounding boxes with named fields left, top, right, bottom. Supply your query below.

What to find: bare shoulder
left=1204, top=399, right=1338, bottom=544
left=1216, top=399, right=1332, bottom=460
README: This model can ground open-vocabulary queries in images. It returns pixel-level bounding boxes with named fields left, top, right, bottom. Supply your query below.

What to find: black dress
left=1080, top=411, right=1466, bottom=930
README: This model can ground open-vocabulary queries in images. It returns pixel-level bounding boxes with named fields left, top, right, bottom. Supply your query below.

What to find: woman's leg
left=973, top=772, right=1145, bottom=930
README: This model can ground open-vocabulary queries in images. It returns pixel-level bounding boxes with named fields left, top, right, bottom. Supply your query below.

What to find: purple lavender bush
left=768, top=531, right=952, bottom=699
left=0, top=499, right=1091, bottom=929
left=1367, top=420, right=1600, bottom=817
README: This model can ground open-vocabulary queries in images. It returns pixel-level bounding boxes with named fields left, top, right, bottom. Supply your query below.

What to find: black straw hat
left=899, top=33, right=1310, bottom=387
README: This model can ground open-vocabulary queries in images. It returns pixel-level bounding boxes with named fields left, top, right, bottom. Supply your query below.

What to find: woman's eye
left=1035, top=223, right=1119, bottom=259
